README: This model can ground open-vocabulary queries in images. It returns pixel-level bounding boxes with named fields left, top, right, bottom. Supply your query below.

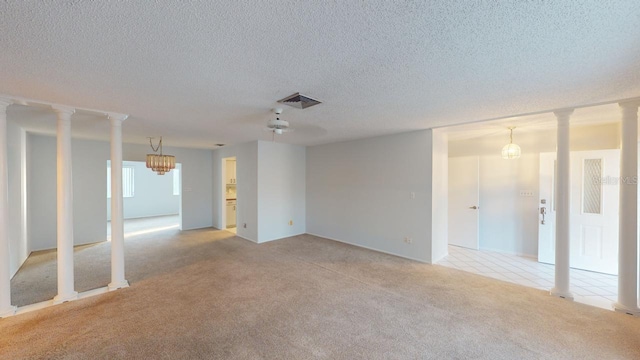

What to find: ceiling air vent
left=277, top=93, right=322, bottom=109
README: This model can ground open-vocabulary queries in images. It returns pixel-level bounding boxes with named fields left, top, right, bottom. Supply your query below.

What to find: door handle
left=468, top=206, right=478, bottom=209
left=540, top=207, right=546, bottom=225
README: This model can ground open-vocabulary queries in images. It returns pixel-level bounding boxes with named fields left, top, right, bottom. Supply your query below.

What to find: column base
left=52, top=291, right=78, bottom=305
left=550, top=287, right=574, bottom=300
left=0, top=305, right=17, bottom=318
left=108, top=280, right=129, bottom=291
left=613, top=302, right=640, bottom=316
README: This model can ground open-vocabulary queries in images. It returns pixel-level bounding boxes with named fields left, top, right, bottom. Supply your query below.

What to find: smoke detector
left=277, top=92, right=322, bottom=109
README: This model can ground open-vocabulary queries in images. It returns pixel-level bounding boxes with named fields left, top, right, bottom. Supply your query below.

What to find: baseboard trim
left=258, top=232, right=306, bottom=244
left=305, top=232, right=429, bottom=263
left=181, top=224, right=215, bottom=231
left=8, top=285, right=125, bottom=319
left=236, top=234, right=258, bottom=243
left=10, top=251, right=31, bottom=280
left=110, top=213, right=180, bottom=222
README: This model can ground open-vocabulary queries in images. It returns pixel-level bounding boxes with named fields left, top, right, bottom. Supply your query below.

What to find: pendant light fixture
left=146, top=137, right=175, bottom=175
left=501, top=127, right=521, bottom=159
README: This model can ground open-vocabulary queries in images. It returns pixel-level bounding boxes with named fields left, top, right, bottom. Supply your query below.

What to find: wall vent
left=277, top=93, right=322, bottom=109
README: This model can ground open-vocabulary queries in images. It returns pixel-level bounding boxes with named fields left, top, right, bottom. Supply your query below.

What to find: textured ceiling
left=1, top=1, right=639, bottom=148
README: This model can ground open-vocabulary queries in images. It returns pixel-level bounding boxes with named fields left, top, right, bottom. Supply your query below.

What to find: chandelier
left=146, top=137, right=175, bottom=175
left=501, top=127, right=521, bottom=160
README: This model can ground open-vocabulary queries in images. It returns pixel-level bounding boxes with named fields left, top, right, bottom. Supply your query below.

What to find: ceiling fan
left=265, top=108, right=293, bottom=136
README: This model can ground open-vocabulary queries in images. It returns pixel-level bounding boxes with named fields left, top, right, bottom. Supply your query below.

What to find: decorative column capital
left=619, top=99, right=640, bottom=109
left=51, top=105, right=75, bottom=118
left=0, top=98, right=12, bottom=110
left=107, top=113, right=129, bottom=124
left=553, top=108, right=574, bottom=120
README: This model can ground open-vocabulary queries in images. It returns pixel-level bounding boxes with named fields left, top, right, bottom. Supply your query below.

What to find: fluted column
left=614, top=100, right=640, bottom=315
left=0, top=98, right=16, bottom=317
left=108, top=113, right=129, bottom=291
left=52, top=106, right=78, bottom=304
left=551, top=109, right=573, bottom=299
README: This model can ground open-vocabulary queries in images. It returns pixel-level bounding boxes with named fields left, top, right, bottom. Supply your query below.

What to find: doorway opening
left=221, top=157, right=237, bottom=234
left=439, top=104, right=623, bottom=311
left=106, top=160, right=182, bottom=239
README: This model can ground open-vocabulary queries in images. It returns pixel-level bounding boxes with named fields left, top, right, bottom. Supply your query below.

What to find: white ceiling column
left=52, top=105, right=78, bottom=304
left=550, top=109, right=574, bottom=300
left=0, top=98, right=16, bottom=317
left=107, top=113, right=129, bottom=291
left=614, top=100, right=640, bottom=316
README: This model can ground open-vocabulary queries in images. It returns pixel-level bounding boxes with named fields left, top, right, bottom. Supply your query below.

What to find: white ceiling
left=1, top=1, right=639, bottom=148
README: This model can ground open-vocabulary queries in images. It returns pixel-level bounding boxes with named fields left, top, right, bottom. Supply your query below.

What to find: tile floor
left=438, top=245, right=618, bottom=311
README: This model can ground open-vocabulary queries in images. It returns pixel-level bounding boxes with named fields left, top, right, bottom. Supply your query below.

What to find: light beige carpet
left=2, top=229, right=640, bottom=359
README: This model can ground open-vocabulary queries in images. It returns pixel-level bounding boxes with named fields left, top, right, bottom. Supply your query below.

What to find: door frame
left=221, top=156, right=237, bottom=230
left=448, top=155, right=480, bottom=250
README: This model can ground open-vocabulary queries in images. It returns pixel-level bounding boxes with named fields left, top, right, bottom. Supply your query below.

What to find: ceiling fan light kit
left=266, top=107, right=292, bottom=136
left=265, top=93, right=321, bottom=140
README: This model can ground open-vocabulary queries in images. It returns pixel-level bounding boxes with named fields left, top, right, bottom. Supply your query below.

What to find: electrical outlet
left=289, top=220, right=293, bottom=226
left=403, top=237, right=413, bottom=244
left=519, top=190, right=534, bottom=197
left=410, top=192, right=415, bottom=199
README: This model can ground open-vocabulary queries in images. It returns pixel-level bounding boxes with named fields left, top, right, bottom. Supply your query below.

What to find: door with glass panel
left=538, top=149, right=619, bottom=275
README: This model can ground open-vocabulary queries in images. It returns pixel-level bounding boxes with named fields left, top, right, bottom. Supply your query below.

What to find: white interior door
left=538, top=150, right=619, bottom=275
left=570, top=150, right=619, bottom=274
left=448, top=156, right=479, bottom=249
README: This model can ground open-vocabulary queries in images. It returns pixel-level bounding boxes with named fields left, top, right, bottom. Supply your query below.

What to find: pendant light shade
left=146, top=137, right=176, bottom=175
left=146, top=153, right=175, bottom=175
left=501, top=127, right=521, bottom=159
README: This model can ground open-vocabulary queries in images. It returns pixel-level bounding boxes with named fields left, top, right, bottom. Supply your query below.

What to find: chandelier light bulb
left=502, top=127, right=521, bottom=160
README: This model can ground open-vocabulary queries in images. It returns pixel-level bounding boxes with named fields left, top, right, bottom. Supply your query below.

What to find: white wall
left=306, top=130, right=434, bottom=262
left=212, top=142, right=259, bottom=241
left=28, top=134, right=56, bottom=251
left=29, top=135, right=109, bottom=251
left=448, top=123, right=619, bottom=257
left=28, top=134, right=212, bottom=251
left=257, top=142, right=306, bottom=243
left=7, top=119, right=28, bottom=277
left=121, top=143, right=212, bottom=231
left=449, top=123, right=620, bottom=157
left=430, top=129, right=448, bottom=263
left=476, top=153, right=540, bottom=256
left=74, top=139, right=113, bottom=247
left=106, top=161, right=180, bottom=220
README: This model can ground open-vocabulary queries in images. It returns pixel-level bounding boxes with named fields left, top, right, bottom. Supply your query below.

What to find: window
left=583, top=159, right=602, bottom=214
left=107, top=166, right=135, bottom=198
left=173, top=169, right=180, bottom=196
